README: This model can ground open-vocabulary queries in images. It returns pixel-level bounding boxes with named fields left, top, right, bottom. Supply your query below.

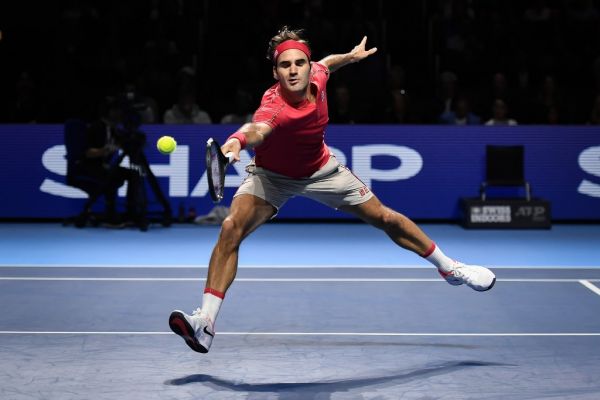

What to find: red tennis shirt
left=252, top=61, right=331, bottom=178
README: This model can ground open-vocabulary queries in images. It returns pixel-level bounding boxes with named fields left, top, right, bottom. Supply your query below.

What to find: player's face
left=273, top=49, right=311, bottom=97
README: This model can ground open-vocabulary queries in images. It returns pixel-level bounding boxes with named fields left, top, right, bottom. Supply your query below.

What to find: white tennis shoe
left=439, top=262, right=496, bottom=291
left=169, top=308, right=214, bottom=353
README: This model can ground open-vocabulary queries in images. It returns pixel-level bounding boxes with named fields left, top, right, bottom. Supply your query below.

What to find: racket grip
left=225, top=152, right=235, bottom=163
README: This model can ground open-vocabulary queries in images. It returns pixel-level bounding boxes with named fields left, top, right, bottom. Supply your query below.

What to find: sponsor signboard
left=0, top=124, right=598, bottom=220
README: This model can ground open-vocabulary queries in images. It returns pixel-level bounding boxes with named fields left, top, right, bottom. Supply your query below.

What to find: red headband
left=273, top=40, right=311, bottom=63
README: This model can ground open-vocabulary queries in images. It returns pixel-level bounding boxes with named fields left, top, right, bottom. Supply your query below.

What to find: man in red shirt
left=170, top=27, right=496, bottom=354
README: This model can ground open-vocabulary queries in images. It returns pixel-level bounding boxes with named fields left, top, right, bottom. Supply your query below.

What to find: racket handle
left=225, top=152, right=235, bottom=163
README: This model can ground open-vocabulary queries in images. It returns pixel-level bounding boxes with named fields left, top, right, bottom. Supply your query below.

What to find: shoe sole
left=168, top=311, right=208, bottom=353
left=474, top=277, right=496, bottom=292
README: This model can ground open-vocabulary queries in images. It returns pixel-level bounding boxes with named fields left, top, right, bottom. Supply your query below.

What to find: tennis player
left=169, top=27, right=496, bottom=353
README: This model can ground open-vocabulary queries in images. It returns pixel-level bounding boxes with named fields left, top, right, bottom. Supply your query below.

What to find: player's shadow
left=165, top=360, right=511, bottom=399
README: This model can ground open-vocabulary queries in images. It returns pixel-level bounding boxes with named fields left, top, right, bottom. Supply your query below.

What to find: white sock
left=199, top=290, right=223, bottom=327
left=423, top=243, right=455, bottom=272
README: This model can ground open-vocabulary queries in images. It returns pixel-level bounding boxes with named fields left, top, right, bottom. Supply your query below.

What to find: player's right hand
left=222, top=138, right=242, bottom=163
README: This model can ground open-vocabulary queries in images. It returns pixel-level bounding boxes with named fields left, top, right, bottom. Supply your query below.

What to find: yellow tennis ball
left=157, top=136, right=177, bottom=154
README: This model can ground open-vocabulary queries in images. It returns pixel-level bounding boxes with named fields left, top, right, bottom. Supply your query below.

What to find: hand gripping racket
left=206, top=138, right=235, bottom=203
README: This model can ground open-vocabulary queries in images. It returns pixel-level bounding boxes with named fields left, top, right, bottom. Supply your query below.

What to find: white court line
left=580, top=280, right=600, bottom=296
left=0, top=331, right=599, bottom=337
left=1, top=264, right=600, bottom=269
left=1, top=277, right=600, bottom=282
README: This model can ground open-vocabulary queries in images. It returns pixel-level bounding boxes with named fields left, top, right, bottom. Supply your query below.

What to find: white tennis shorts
left=234, top=155, right=374, bottom=211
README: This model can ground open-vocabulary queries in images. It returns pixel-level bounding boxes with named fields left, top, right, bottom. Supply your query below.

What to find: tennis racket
left=206, top=138, right=235, bottom=203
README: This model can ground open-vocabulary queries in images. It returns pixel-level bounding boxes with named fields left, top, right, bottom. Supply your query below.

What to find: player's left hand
left=350, top=36, right=377, bottom=63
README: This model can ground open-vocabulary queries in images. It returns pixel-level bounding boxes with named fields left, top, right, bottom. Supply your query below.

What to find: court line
left=2, top=264, right=600, bottom=269
left=0, top=331, right=599, bottom=337
left=580, top=280, right=600, bottom=296
left=1, top=277, right=600, bottom=282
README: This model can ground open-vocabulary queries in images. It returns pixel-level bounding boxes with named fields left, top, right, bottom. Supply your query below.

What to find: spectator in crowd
left=177, top=66, right=197, bottom=94
left=4, top=2, right=600, bottom=126
left=220, top=89, right=254, bottom=124
left=544, top=104, right=561, bottom=125
left=329, top=83, right=357, bottom=124
left=163, top=91, right=212, bottom=124
left=485, top=98, right=518, bottom=126
left=479, top=72, right=512, bottom=119
left=427, top=71, right=459, bottom=123
left=438, top=71, right=459, bottom=116
left=512, top=60, right=535, bottom=123
left=436, top=0, right=477, bottom=74
left=382, top=89, right=417, bottom=124
left=491, top=72, right=511, bottom=103
left=439, top=95, right=481, bottom=125
left=123, top=83, right=159, bottom=124
left=387, top=65, right=407, bottom=91
left=532, top=74, right=563, bottom=124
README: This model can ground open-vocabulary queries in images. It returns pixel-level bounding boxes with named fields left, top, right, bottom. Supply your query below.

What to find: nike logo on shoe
left=438, top=268, right=463, bottom=286
left=203, top=326, right=214, bottom=337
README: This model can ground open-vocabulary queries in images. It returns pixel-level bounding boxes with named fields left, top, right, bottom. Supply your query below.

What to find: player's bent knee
left=379, top=207, right=406, bottom=232
left=219, top=217, right=243, bottom=245
left=380, top=209, right=394, bottom=226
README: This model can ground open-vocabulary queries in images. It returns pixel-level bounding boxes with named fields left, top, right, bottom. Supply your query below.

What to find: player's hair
left=266, top=26, right=310, bottom=63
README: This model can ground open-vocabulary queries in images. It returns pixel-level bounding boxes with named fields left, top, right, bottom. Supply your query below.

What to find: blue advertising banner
left=1, top=124, right=599, bottom=220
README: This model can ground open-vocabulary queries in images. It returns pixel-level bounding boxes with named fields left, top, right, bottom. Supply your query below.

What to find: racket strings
left=210, top=146, right=223, bottom=194
left=207, top=142, right=227, bottom=201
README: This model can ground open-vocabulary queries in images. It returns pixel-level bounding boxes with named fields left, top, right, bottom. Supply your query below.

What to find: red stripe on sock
left=204, top=287, right=225, bottom=299
left=422, top=242, right=436, bottom=258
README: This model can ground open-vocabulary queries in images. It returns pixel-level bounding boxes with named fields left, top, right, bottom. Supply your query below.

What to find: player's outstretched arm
left=319, top=36, right=377, bottom=73
left=221, top=122, right=272, bottom=162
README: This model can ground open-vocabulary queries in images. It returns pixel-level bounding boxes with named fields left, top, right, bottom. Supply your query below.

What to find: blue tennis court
left=1, top=223, right=600, bottom=399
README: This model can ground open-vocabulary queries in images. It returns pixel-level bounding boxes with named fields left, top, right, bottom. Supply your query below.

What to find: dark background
left=1, top=0, right=599, bottom=125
